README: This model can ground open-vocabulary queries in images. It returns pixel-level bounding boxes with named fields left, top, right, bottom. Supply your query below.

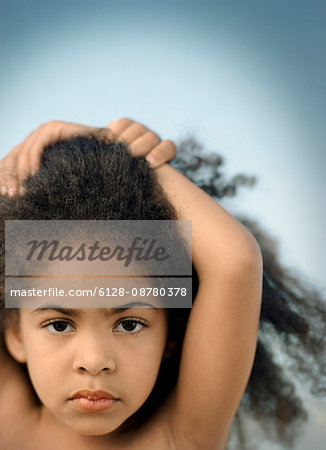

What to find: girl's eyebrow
left=31, top=306, right=81, bottom=317
left=31, top=303, right=158, bottom=317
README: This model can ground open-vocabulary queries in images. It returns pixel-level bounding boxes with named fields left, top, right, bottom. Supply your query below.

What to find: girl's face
left=11, top=306, right=168, bottom=436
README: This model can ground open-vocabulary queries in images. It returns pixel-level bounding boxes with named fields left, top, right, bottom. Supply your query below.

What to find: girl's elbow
left=226, top=233, right=263, bottom=275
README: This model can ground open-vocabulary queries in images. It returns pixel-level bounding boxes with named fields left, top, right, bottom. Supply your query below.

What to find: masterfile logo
left=25, top=237, right=170, bottom=267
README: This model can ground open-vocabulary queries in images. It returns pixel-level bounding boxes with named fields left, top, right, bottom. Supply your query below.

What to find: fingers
left=105, top=118, right=175, bottom=164
left=16, top=131, right=39, bottom=180
left=0, top=123, right=55, bottom=197
left=145, top=140, right=176, bottom=169
left=0, top=128, right=43, bottom=197
left=0, top=156, right=18, bottom=197
left=106, top=118, right=157, bottom=145
left=105, top=118, right=133, bottom=138
left=105, top=118, right=176, bottom=168
left=28, top=123, right=61, bottom=173
left=128, top=130, right=161, bottom=156
left=119, top=123, right=151, bottom=145
left=0, top=140, right=22, bottom=196
left=0, top=121, right=85, bottom=197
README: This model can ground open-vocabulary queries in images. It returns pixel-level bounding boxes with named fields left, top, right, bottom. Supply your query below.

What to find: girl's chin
left=71, top=423, right=120, bottom=436
left=59, top=418, right=121, bottom=437
left=78, top=430, right=113, bottom=436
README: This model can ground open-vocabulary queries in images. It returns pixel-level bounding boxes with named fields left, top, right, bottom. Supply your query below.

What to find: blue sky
left=1, top=0, right=325, bottom=294
left=1, top=1, right=326, bottom=446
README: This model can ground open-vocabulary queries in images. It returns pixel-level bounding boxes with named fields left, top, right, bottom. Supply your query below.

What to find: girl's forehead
left=22, top=305, right=165, bottom=318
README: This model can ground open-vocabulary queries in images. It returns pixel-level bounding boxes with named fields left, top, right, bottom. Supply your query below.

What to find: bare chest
left=0, top=407, right=176, bottom=450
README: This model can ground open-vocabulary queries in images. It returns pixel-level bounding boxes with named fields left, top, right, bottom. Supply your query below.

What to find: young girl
left=2, top=118, right=325, bottom=449
left=0, top=118, right=263, bottom=450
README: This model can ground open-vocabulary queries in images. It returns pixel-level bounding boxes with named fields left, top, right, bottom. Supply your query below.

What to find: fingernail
left=8, top=188, right=15, bottom=197
left=19, top=186, right=26, bottom=195
left=0, top=186, right=7, bottom=196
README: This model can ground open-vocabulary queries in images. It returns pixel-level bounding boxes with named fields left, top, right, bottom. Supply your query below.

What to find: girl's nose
left=72, top=335, right=116, bottom=375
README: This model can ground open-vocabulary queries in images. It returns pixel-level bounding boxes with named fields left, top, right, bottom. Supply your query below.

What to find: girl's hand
left=0, top=119, right=176, bottom=197
left=105, top=118, right=176, bottom=168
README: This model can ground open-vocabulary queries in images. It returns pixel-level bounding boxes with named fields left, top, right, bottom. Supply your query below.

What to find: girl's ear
left=4, top=323, right=27, bottom=364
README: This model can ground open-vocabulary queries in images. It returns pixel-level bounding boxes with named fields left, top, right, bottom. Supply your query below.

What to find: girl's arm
left=155, top=163, right=263, bottom=449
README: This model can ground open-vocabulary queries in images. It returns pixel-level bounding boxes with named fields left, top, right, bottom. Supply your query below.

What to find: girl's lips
left=69, top=390, right=118, bottom=411
left=70, top=389, right=116, bottom=400
left=70, top=397, right=116, bottom=411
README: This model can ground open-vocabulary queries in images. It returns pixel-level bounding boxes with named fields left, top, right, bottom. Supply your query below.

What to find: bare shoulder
left=0, top=338, right=38, bottom=425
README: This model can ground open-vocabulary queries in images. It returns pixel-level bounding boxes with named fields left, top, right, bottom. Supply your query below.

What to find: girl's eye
left=115, top=320, right=146, bottom=334
left=44, top=320, right=74, bottom=334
